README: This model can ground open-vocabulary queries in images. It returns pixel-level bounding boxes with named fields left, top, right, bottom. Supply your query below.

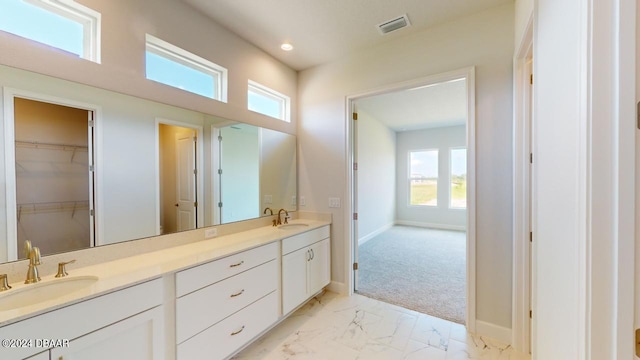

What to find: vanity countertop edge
left=0, top=219, right=330, bottom=327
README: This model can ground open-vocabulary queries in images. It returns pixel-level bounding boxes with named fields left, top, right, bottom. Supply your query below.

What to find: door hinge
left=89, top=165, right=95, bottom=172
left=353, top=213, right=358, bottom=220
left=530, top=153, right=533, bottom=164
left=530, top=74, right=533, bottom=85
left=353, top=262, right=359, bottom=270
left=353, top=162, right=358, bottom=171
left=218, top=135, right=222, bottom=141
left=88, top=120, right=95, bottom=127
left=529, top=310, right=532, bottom=318
left=218, top=202, right=223, bottom=208
left=218, top=169, right=223, bottom=175
left=529, top=231, right=533, bottom=242
left=90, top=209, right=94, bottom=216
left=194, top=201, right=198, bottom=208
left=193, top=169, right=197, bottom=175
left=352, top=112, right=358, bottom=121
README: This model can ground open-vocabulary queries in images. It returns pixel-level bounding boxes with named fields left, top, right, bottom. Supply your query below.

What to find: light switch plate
left=264, top=195, right=273, bottom=204
left=329, top=197, right=341, bottom=208
left=300, top=196, right=306, bottom=206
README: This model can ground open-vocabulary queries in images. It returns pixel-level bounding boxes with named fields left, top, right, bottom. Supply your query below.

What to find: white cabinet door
left=25, top=351, right=49, bottom=360
left=51, top=306, right=164, bottom=360
left=307, top=238, right=330, bottom=296
left=282, top=246, right=309, bottom=315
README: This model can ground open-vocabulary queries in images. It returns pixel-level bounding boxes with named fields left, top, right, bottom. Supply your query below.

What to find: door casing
left=345, top=66, right=477, bottom=332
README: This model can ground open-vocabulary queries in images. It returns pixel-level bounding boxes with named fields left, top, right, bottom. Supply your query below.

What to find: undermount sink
left=278, top=223, right=310, bottom=230
left=0, top=275, right=98, bottom=311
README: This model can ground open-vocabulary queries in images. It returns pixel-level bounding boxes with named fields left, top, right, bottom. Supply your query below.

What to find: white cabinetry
left=51, top=306, right=163, bottom=360
left=0, top=278, right=164, bottom=360
left=281, top=226, right=330, bottom=315
left=175, top=242, right=279, bottom=360
left=24, top=352, right=49, bottom=360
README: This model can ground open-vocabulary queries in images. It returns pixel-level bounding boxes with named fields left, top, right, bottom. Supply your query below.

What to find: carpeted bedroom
left=356, top=225, right=466, bottom=324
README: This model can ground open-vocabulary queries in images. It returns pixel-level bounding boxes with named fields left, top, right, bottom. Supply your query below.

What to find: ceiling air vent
left=377, top=14, right=411, bottom=35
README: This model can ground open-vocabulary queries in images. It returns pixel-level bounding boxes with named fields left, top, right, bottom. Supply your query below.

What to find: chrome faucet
left=277, top=209, right=289, bottom=225
left=24, top=240, right=41, bottom=284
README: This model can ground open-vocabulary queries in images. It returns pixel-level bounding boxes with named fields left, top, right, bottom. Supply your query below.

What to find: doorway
left=347, top=67, right=476, bottom=329
left=4, top=94, right=96, bottom=260
left=157, top=122, right=200, bottom=234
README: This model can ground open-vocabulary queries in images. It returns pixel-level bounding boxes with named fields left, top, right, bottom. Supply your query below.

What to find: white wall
left=298, top=3, right=514, bottom=328
left=356, top=110, right=396, bottom=243
left=396, top=125, right=466, bottom=230
left=0, top=0, right=297, bottom=135
left=514, top=0, right=533, bottom=49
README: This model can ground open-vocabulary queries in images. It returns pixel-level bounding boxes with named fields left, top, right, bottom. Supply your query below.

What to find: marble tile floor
left=233, top=291, right=530, bottom=360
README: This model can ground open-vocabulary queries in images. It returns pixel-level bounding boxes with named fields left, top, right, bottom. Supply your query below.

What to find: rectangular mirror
left=0, top=64, right=297, bottom=262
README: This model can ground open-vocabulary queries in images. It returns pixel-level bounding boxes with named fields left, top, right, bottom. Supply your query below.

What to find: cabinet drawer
left=281, top=225, right=330, bottom=255
left=177, top=291, right=278, bottom=360
left=176, top=260, right=277, bottom=344
left=176, top=242, right=278, bottom=297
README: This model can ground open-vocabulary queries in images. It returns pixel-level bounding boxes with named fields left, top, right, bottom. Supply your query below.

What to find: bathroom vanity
left=0, top=219, right=331, bottom=360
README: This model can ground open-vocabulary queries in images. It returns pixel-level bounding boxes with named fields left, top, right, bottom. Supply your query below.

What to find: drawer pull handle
left=230, top=261, right=244, bottom=268
left=230, top=289, right=245, bottom=298
left=231, top=325, right=245, bottom=336
left=310, top=248, right=315, bottom=260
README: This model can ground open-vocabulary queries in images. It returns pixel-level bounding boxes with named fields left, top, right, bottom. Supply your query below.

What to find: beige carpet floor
left=356, top=226, right=466, bottom=324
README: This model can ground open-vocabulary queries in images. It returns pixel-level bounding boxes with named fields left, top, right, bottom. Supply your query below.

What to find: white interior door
left=176, top=132, right=196, bottom=231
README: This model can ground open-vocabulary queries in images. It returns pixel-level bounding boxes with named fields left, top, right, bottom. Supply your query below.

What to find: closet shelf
left=17, top=201, right=90, bottom=221
left=15, top=140, right=88, bottom=151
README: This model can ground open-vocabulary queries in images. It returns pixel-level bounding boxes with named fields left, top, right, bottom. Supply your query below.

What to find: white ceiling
left=356, top=79, right=467, bottom=132
left=181, top=0, right=512, bottom=71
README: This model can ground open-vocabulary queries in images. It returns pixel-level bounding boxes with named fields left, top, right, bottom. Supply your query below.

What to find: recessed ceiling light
left=281, top=43, right=293, bottom=51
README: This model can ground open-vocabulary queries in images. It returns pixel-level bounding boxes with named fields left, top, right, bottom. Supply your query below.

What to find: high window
left=248, top=80, right=290, bottom=122
left=145, top=34, right=228, bottom=102
left=450, top=148, right=467, bottom=208
left=0, top=0, right=101, bottom=62
left=409, top=150, right=438, bottom=206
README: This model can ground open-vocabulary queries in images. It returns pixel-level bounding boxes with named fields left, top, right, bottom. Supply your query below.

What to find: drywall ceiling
left=356, top=79, right=467, bottom=132
left=181, top=0, right=512, bottom=71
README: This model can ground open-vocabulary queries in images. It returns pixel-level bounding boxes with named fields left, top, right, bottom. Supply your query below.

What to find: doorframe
left=512, top=15, right=533, bottom=354
left=345, top=66, right=477, bottom=332
left=2, top=87, right=103, bottom=260
left=154, top=118, right=204, bottom=235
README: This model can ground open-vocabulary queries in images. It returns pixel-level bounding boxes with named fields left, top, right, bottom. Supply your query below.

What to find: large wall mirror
left=0, top=64, right=297, bottom=263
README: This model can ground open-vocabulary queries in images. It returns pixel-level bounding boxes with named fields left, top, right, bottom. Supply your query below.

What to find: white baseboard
left=475, top=320, right=512, bottom=344
left=326, top=281, right=347, bottom=295
left=395, top=220, right=466, bottom=232
left=358, top=223, right=394, bottom=245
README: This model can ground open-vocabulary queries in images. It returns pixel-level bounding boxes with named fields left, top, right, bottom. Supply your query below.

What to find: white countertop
left=0, top=219, right=330, bottom=327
